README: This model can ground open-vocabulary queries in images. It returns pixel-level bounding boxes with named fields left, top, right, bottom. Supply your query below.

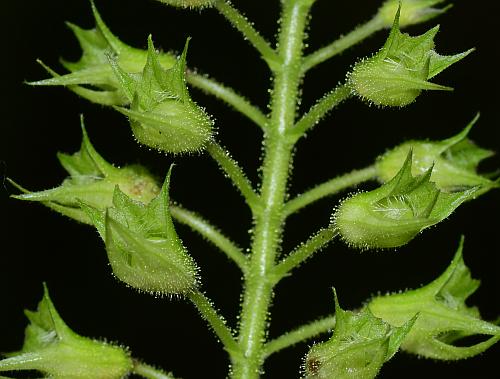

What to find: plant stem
left=231, top=1, right=312, bottom=378
left=133, top=361, right=177, bottom=379
left=186, top=71, right=268, bottom=129
left=170, top=205, right=247, bottom=271
left=263, top=316, right=336, bottom=358
left=273, top=227, right=338, bottom=281
left=214, top=0, right=278, bottom=65
left=206, top=142, right=260, bottom=211
left=188, top=290, right=239, bottom=355
left=283, top=166, right=378, bottom=216
left=301, top=16, right=385, bottom=73
left=289, top=84, right=352, bottom=140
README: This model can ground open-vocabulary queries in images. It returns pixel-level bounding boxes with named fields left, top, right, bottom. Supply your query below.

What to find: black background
left=1, top=1, right=499, bottom=378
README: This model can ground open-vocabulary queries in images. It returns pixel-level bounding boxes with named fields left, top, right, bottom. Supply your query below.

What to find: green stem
left=273, top=227, right=338, bottom=281
left=289, top=84, right=352, bottom=140
left=188, top=290, right=240, bottom=355
left=170, top=205, right=247, bottom=271
left=186, top=71, right=268, bottom=129
left=206, top=142, right=260, bottom=211
left=133, top=361, right=177, bottom=379
left=263, top=316, right=336, bottom=358
left=283, top=166, right=378, bottom=216
left=214, top=0, right=278, bottom=65
left=301, top=16, right=385, bottom=73
left=231, top=1, right=312, bottom=378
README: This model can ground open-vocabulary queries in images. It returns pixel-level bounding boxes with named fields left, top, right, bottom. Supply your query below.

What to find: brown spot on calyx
left=306, top=356, right=321, bottom=375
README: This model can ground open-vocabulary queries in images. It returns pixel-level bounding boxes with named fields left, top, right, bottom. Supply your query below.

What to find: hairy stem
left=133, top=361, right=177, bottom=379
left=186, top=71, right=268, bottom=129
left=273, top=227, right=338, bottom=281
left=170, top=205, right=247, bottom=271
left=283, top=166, right=378, bottom=216
left=263, top=316, right=336, bottom=358
left=188, top=290, right=239, bottom=355
left=214, top=0, right=278, bottom=65
left=231, top=1, right=312, bottom=378
left=290, top=84, right=352, bottom=140
left=206, top=142, right=260, bottom=211
left=301, top=16, right=385, bottom=73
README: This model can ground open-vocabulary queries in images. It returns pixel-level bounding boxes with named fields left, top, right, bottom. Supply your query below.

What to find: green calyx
left=349, top=5, right=472, bottom=107
left=11, top=120, right=160, bottom=224
left=111, top=36, right=214, bottom=154
left=334, top=151, right=479, bottom=249
left=0, top=285, right=132, bottom=378
left=378, top=0, right=452, bottom=28
left=30, top=1, right=177, bottom=105
left=155, top=0, right=215, bottom=8
left=368, top=238, right=500, bottom=360
left=82, top=167, right=199, bottom=295
left=376, top=114, right=499, bottom=193
left=304, top=290, right=415, bottom=379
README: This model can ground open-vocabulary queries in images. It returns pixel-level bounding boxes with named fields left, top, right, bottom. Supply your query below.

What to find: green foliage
left=5, top=0, right=499, bottom=378
left=111, top=37, right=214, bottom=154
left=376, top=114, right=499, bottom=192
left=304, top=291, right=415, bottom=379
left=30, top=0, right=176, bottom=105
left=369, top=238, right=500, bottom=359
left=334, top=151, right=480, bottom=249
left=0, top=285, right=132, bottom=378
left=82, top=168, right=199, bottom=295
left=349, top=6, right=472, bottom=106
left=378, top=0, right=451, bottom=28
left=12, top=120, right=159, bottom=224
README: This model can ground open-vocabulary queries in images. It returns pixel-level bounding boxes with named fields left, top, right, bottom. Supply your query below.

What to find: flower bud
left=111, top=36, right=214, bottom=154
left=30, top=1, right=177, bottom=105
left=82, top=167, right=199, bottom=295
left=305, top=290, right=415, bottom=379
left=349, top=6, right=472, bottom=107
left=12, top=120, right=160, bottom=224
left=0, top=285, right=132, bottom=378
left=368, top=238, right=500, bottom=360
left=334, top=151, right=479, bottom=249
left=378, top=0, right=451, bottom=28
left=155, top=0, right=215, bottom=8
left=376, top=114, right=499, bottom=193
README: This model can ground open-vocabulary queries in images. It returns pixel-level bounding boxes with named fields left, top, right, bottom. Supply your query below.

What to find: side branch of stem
left=290, top=84, right=352, bottom=140
left=188, top=290, right=239, bottom=355
left=170, top=205, right=248, bottom=271
left=263, top=316, right=336, bottom=358
left=283, top=166, right=378, bottom=216
left=187, top=71, right=268, bottom=129
left=301, top=16, right=385, bottom=73
left=273, top=227, right=338, bottom=281
left=214, top=0, right=278, bottom=65
left=133, top=361, right=178, bottom=379
left=206, top=142, right=261, bottom=211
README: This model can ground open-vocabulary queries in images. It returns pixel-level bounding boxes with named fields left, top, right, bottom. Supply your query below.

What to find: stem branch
left=187, top=71, right=268, bottom=129
left=290, top=84, right=352, bottom=140
left=170, top=205, right=247, bottom=271
left=301, top=16, right=385, bottom=73
left=133, top=361, right=177, bottom=379
left=263, top=316, right=336, bottom=358
left=206, top=142, right=260, bottom=211
left=214, top=0, right=278, bottom=65
left=188, top=290, right=239, bottom=355
left=274, top=227, right=338, bottom=281
left=283, top=166, right=377, bottom=216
